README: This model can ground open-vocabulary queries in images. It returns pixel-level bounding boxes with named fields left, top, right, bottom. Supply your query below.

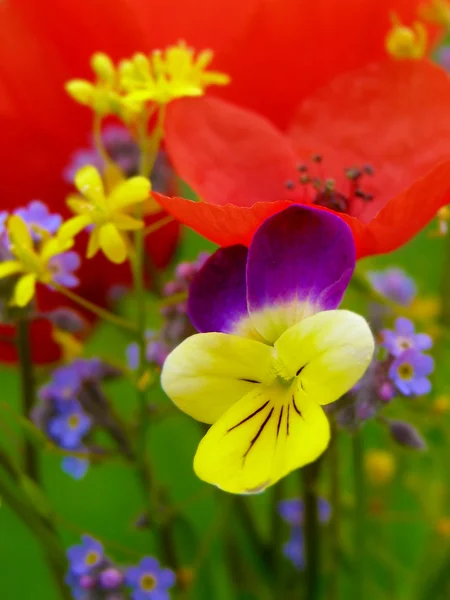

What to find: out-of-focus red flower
left=157, top=59, right=450, bottom=258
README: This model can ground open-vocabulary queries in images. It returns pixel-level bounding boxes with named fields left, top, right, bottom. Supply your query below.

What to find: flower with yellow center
left=120, top=40, right=230, bottom=106
left=162, top=206, right=374, bottom=494
left=385, top=15, right=427, bottom=59
left=59, top=165, right=150, bottom=264
left=0, top=216, right=75, bottom=307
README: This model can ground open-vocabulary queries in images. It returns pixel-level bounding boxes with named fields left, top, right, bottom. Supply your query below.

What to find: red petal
left=288, top=60, right=450, bottom=220
left=154, top=192, right=369, bottom=254
left=165, top=97, right=301, bottom=207
left=365, top=160, right=450, bottom=256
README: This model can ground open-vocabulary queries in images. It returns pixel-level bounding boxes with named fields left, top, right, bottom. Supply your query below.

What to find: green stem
left=329, top=427, right=341, bottom=600
left=302, top=461, right=322, bottom=600
left=440, top=231, right=450, bottom=327
left=352, top=429, right=366, bottom=599
left=17, top=319, right=38, bottom=482
left=55, top=285, right=137, bottom=334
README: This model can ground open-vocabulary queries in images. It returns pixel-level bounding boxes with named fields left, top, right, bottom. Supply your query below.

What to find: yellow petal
left=59, top=215, right=91, bottom=241
left=194, top=382, right=330, bottom=494
left=67, top=196, right=92, bottom=215
left=112, top=214, right=144, bottom=231
left=98, top=223, right=128, bottom=264
left=108, top=176, right=151, bottom=211
left=86, top=229, right=100, bottom=259
left=41, top=237, right=73, bottom=261
left=274, top=310, right=374, bottom=405
left=12, top=273, right=37, bottom=307
left=8, top=215, right=33, bottom=250
left=0, top=261, right=23, bottom=279
left=74, top=165, right=106, bottom=207
left=65, top=80, right=94, bottom=105
left=161, top=332, right=275, bottom=424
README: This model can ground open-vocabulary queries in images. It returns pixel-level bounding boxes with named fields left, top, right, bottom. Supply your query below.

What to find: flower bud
left=365, top=449, right=396, bottom=485
left=388, top=420, right=426, bottom=450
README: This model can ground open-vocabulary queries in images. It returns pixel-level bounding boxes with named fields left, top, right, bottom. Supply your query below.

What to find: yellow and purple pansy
left=162, top=206, right=374, bottom=494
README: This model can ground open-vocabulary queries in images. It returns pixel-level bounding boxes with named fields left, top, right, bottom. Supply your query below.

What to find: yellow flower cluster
left=0, top=216, right=73, bottom=307
left=59, top=165, right=150, bottom=264
left=385, top=14, right=427, bottom=59
left=66, top=41, right=230, bottom=119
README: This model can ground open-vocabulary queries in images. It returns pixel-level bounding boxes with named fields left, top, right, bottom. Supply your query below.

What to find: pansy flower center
left=140, top=573, right=157, bottom=591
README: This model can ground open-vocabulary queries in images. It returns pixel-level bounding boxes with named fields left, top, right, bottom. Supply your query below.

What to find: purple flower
left=67, top=535, right=104, bottom=576
left=283, top=528, right=305, bottom=570
left=48, top=251, right=80, bottom=288
left=99, top=568, right=124, bottom=590
left=389, top=349, right=434, bottom=396
left=126, top=343, right=140, bottom=371
left=381, top=317, right=432, bottom=357
left=14, top=201, right=62, bottom=239
left=278, top=497, right=331, bottom=526
left=62, top=455, right=90, bottom=480
left=126, top=557, right=175, bottom=600
left=40, top=363, right=83, bottom=402
left=368, top=268, right=416, bottom=306
left=48, top=401, right=91, bottom=449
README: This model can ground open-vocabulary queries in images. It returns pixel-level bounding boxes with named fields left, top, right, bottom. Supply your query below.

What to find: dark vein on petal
left=239, top=378, right=261, bottom=384
left=296, top=365, right=306, bottom=376
left=243, top=407, right=274, bottom=460
left=276, top=406, right=284, bottom=439
left=292, top=394, right=303, bottom=419
left=286, top=404, right=290, bottom=436
left=227, top=400, right=270, bottom=432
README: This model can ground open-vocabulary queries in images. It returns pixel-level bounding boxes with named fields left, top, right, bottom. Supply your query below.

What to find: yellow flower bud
left=385, top=16, right=427, bottom=59
left=365, top=449, right=396, bottom=485
left=65, top=80, right=94, bottom=106
left=91, top=52, right=115, bottom=83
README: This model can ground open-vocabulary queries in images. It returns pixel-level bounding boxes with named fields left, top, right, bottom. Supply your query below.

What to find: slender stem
left=54, top=285, right=137, bottom=333
left=143, top=215, right=174, bottom=237
left=302, top=461, right=322, bottom=600
left=17, top=319, right=38, bottom=482
left=92, top=113, right=110, bottom=167
left=329, top=427, right=341, bottom=600
left=352, top=429, right=366, bottom=599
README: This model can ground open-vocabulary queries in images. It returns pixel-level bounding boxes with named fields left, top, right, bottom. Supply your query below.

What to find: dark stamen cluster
left=284, top=154, right=376, bottom=214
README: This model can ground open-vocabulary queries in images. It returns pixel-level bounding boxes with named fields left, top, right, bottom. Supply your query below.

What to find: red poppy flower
left=156, top=59, right=450, bottom=258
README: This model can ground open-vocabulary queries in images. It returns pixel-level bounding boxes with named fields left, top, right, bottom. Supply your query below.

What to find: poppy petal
left=288, top=60, right=450, bottom=221
left=165, top=96, right=300, bottom=207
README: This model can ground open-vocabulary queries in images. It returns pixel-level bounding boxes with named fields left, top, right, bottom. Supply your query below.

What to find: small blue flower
left=67, top=535, right=104, bottom=576
left=381, top=317, right=432, bottom=357
left=278, top=497, right=331, bottom=526
left=368, top=268, right=416, bottom=306
left=48, top=401, right=91, bottom=449
left=389, top=349, right=434, bottom=396
left=14, top=201, right=62, bottom=239
left=48, top=251, right=80, bottom=288
left=126, top=343, right=140, bottom=371
left=283, top=527, right=305, bottom=570
left=126, top=556, right=175, bottom=600
left=40, top=363, right=83, bottom=402
left=62, top=455, right=90, bottom=480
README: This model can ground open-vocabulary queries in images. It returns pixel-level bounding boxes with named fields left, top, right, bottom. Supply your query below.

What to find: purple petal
left=414, top=333, right=433, bottom=351
left=395, top=317, right=414, bottom=335
left=126, top=567, right=141, bottom=586
left=158, top=568, right=176, bottom=589
left=62, top=456, right=89, bottom=479
left=188, top=246, right=251, bottom=334
left=412, top=352, right=434, bottom=376
left=139, top=556, right=159, bottom=573
left=246, top=205, right=355, bottom=342
left=409, top=377, right=432, bottom=396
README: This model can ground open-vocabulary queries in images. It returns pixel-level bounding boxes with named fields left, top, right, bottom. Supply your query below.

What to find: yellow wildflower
left=59, top=165, right=150, bottom=264
left=365, top=449, right=396, bottom=485
left=120, top=41, right=230, bottom=106
left=0, top=216, right=73, bottom=307
left=66, top=52, right=128, bottom=117
left=385, top=15, right=427, bottom=59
